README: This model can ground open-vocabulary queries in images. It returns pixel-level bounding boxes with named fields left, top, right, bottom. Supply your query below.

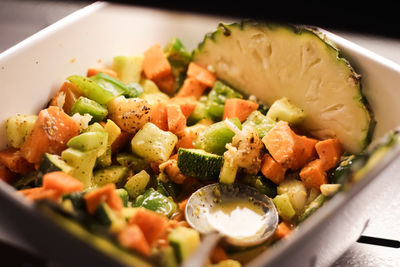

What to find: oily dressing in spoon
left=207, top=199, right=269, bottom=241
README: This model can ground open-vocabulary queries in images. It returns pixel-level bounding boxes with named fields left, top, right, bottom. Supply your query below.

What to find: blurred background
left=0, top=0, right=399, bottom=266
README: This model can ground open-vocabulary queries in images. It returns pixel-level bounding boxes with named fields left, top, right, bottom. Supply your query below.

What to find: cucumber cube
left=6, top=114, right=37, bottom=148
left=61, top=148, right=97, bottom=188
left=131, top=122, right=178, bottom=163
left=272, top=193, right=296, bottom=221
left=266, top=97, right=306, bottom=124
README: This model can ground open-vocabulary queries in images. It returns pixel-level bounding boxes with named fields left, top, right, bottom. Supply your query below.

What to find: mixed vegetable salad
left=0, top=21, right=391, bottom=267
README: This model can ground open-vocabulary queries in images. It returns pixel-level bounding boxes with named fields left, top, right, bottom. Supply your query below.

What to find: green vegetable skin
left=70, top=96, right=108, bottom=122
left=194, top=118, right=242, bottom=155
left=164, top=37, right=191, bottom=92
left=67, top=75, right=119, bottom=104
left=135, top=188, right=177, bottom=217
left=207, top=81, right=243, bottom=121
left=243, top=110, right=276, bottom=138
left=177, top=148, right=224, bottom=180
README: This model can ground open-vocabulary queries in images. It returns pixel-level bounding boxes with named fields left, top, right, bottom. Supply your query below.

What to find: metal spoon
left=183, top=183, right=279, bottom=267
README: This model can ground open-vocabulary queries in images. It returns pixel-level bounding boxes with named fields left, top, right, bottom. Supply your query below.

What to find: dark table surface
left=0, top=1, right=399, bottom=266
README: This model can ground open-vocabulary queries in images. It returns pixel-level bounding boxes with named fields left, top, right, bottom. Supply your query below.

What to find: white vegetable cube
left=131, top=122, right=178, bottom=163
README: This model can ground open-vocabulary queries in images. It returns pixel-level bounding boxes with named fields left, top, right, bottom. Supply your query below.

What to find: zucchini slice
left=193, top=21, right=373, bottom=153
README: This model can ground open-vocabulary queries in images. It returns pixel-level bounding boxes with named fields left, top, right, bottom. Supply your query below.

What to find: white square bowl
left=1, top=2, right=400, bottom=267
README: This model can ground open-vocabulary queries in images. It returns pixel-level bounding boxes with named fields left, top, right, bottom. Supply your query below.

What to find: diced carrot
left=154, top=73, right=175, bottom=95
left=262, top=121, right=304, bottom=169
left=83, top=184, right=115, bottom=214
left=111, top=130, right=134, bottom=154
left=42, top=171, right=83, bottom=195
left=176, top=77, right=208, bottom=99
left=289, top=135, right=319, bottom=170
left=50, top=81, right=83, bottom=114
left=222, top=98, right=259, bottom=122
left=0, top=164, right=18, bottom=184
left=299, top=159, right=327, bottom=190
left=169, top=154, right=178, bottom=160
left=21, top=106, right=80, bottom=165
left=261, top=154, right=287, bottom=184
left=106, top=187, right=124, bottom=211
left=178, top=198, right=189, bottom=212
left=86, top=67, right=118, bottom=78
left=166, top=104, right=186, bottom=135
left=176, top=127, right=197, bottom=150
left=274, top=222, right=292, bottom=239
left=169, top=96, right=197, bottom=118
left=315, top=138, right=343, bottom=171
left=210, top=246, right=228, bottom=264
left=118, top=225, right=151, bottom=257
left=19, top=187, right=60, bottom=202
left=187, top=62, right=216, bottom=88
left=150, top=102, right=168, bottom=131
left=142, top=43, right=171, bottom=81
left=0, top=148, right=34, bottom=174
left=129, top=207, right=168, bottom=246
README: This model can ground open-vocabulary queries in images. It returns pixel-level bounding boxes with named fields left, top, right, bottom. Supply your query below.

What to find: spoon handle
left=181, top=232, right=222, bottom=267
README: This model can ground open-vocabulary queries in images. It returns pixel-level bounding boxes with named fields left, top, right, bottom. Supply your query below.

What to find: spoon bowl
left=185, top=183, right=279, bottom=247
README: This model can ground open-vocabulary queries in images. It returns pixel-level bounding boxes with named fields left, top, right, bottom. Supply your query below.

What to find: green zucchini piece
left=193, top=118, right=241, bottom=155
left=177, top=148, right=224, bottom=180
left=168, top=226, right=200, bottom=263
left=156, top=180, right=182, bottom=200
left=124, top=170, right=150, bottom=199
left=94, top=202, right=126, bottom=231
left=135, top=188, right=177, bottom=217
left=92, top=165, right=129, bottom=187
left=242, top=110, right=276, bottom=138
left=131, top=122, right=178, bottom=163
left=38, top=153, right=73, bottom=175
left=6, top=114, right=37, bottom=148
left=193, top=21, right=373, bottom=153
left=219, top=157, right=238, bottom=184
left=70, top=96, right=108, bottom=122
left=158, top=245, right=179, bottom=267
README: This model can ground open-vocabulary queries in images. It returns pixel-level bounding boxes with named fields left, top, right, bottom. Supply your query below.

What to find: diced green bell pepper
left=70, top=96, right=108, bottom=122
left=193, top=118, right=242, bottom=155
left=91, top=72, right=143, bottom=98
left=241, top=174, right=277, bottom=198
left=67, top=75, right=120, bottom=104
left=242, top=110, right=276, bottom=138
left=206, top=81, right=243, bottom=121
left=135, top=188, right=177, bottom=217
